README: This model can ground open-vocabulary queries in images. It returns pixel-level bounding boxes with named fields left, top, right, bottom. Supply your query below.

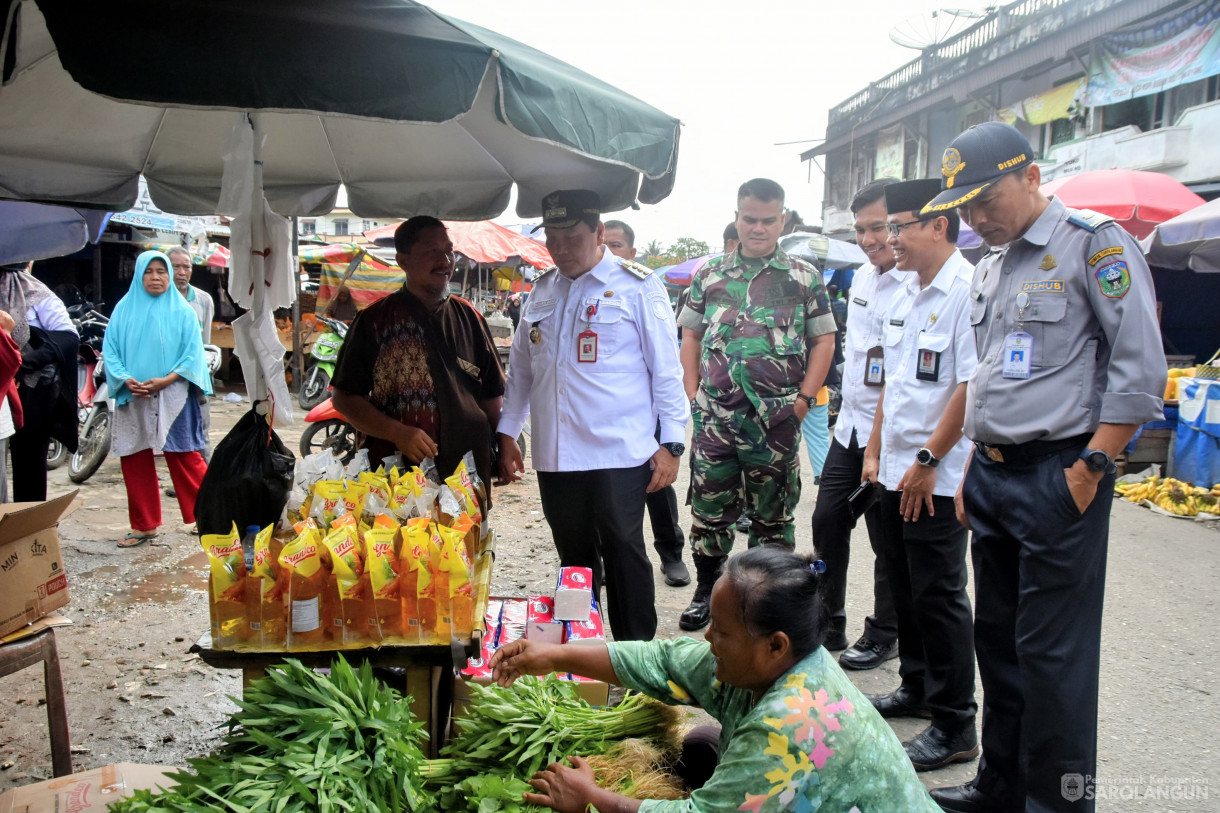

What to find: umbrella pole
left=292, top=216, right=303, bottom=397
left=250, top=113, right=270, bottom=409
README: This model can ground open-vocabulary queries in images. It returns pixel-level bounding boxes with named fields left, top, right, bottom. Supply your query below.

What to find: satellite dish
left=889, top=7, right=989, bottom=50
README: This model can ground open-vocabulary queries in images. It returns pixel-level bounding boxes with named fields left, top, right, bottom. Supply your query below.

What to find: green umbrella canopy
left=0, top=0, right=680, bottom=219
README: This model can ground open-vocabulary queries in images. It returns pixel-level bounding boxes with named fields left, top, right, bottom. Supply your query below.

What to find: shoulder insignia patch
left=1066, top=208, right=1116, bottom=233
left=1095, top=260, right=1131, bottom=298
left=619, top=258, right=653, bottom=279
left=534, top=265, right=557, bottom=281
left=1088, top=246, right=1123, bottom=266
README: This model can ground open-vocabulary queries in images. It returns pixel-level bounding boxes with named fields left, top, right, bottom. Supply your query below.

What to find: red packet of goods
left=525, top=595, right=564, bottom=645
left=483, top=598, right=504, bottom=639
left=461, top=635, right=498, bottom=679
left=555, top=566, right=594, bottom=621
left=498, top=598, right=528, bottom=646
left=563, top=604, right=605, bottom=645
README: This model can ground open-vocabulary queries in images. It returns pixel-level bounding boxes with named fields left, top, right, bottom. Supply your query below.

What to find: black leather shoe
left=839, top=636, right=899, bottom=670
left=930, top=782, right=1022, bottom=813
left=661, top=559, right=691, bottom=587
left=866, top=686, right=932, bottom=719
left=903, top=724, right=979, bottom=772
left=679, top=583, right=713, bottom=630
left=823, top=630, right=850, bottom=651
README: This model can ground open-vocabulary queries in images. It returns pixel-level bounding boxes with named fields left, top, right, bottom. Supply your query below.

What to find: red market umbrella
left=1040, top=169, right=1205, bottom=239
left=663, top=254, right=716, bottom=286
left=364, top=220, right=553, bottom=269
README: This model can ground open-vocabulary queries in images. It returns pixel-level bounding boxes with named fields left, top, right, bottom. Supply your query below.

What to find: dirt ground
left=2, top=389, right=1217, bottom=812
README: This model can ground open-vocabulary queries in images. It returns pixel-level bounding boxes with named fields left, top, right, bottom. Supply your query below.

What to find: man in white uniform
left=863, top=178, right=978, bottom=772
left=497, top=190, right=689, bottom=641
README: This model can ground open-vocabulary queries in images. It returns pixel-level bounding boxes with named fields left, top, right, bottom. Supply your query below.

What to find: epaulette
left=534, top=265, right=557, bottom=281
left=617, top=257, right=653, bottom=279
left=1066, top=208, right=1116, bottom=233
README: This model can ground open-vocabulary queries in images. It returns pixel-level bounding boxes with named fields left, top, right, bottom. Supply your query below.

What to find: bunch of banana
left=1115, top=476, right=1161, bottom=503
left=1114, top=476, right=1219, bottom=516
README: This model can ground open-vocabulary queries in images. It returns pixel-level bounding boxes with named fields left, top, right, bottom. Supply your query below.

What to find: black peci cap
left=884, top=178, right=943, bottom=215
left=531, top=189, right=602, bottom=232
left=922, top=122, right=1035, bottom=214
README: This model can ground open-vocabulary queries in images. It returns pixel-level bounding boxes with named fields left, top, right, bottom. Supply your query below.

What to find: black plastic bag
left=195, top=405, right=295, bottom=535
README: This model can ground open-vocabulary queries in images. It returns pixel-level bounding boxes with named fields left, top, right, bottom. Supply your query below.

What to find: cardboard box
left=524, top=595, right=563, bottom=644
left=0, top=492, right=77, bottom=639
left=563, top=605, right=605, bottom=645
left=554, top=566, right=594, bottom=620
left=0, top=762, right=179, bottom=812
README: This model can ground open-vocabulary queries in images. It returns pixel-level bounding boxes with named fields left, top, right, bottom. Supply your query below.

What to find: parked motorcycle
left=299, top=396, right=528, bottom=468
left=297, top=316, right=347, bottom=410
left=47, top=302, right=108, bottom=470
left=68, top=344, right=222, bottom=484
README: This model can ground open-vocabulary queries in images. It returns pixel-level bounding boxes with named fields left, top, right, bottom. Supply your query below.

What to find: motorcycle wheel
left=68, top=408, right=112, bottom=484
left=46, top=439, right=68, bottom=470
left=298, top=366, right=331, bottom=410
left=299, top=419, right=357, bottom=465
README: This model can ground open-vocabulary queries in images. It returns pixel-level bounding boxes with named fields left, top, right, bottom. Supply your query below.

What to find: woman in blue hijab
left=104, top=250, right=212, bottom=546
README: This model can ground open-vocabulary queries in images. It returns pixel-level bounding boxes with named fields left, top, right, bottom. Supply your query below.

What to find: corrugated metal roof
left=801, top=0, right=1172, bottom=161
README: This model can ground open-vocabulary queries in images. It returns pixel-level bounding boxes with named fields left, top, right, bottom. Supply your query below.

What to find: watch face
left=1085, top=451, right=1109, bottom=471
left=917, top=449, right=931, bottom=464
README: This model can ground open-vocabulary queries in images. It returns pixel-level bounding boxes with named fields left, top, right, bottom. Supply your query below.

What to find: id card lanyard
left=578, top=302, right=598, bottom=363
left=1002, top=291, right=1033, bottom=379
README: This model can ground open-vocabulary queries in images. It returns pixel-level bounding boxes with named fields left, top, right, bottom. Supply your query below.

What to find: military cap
left=531, top=189, right=602, bottom=232
left=922, top=122, right=1035, bottom=214
left=884, top=178, right=943, bottom=215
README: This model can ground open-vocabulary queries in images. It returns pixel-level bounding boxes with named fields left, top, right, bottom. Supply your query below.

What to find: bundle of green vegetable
left=108, top=658, right=432, bottom=812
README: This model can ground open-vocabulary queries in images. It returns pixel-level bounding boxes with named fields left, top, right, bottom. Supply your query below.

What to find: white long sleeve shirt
left=497, top=249, right=689, bottom=472
left=834, top=264, right=912, bottom=448
left=877, top=250, right=977, bottom=496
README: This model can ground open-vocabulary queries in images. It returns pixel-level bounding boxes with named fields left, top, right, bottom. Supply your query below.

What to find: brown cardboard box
left=0, top=492, right=77, bottom=639
left=0, top=762, right=179, bottom=812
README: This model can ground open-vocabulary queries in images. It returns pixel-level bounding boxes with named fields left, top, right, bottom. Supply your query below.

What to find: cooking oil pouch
left=338, top=481, right=370, bottom=520
left=451, top=512, right=479, bottom=563
left=398, top=518, right=430, bottom=640
left=312, top=480, right=347, bottom=526
left=279, top=529, right=327, bottom=648
left=365, top=528, right=402, bottom=640
left=437, top=523, right=472, bottom=638
left=202, top=523, right=248, bottom=648
left=249, top=525, right=285, bottom=649
left=462, top=450, right=488, bottom=520
left=373, top=512, right=400, bottom=531
left=445, top=460, right=481, bottom=525
left=292, top=517, right=319, bottom=535
left=359, top=472, right=391, bottom=518
left=436, top=485, right=462, bottom=526
left=420, top=457, right=440, bottom=486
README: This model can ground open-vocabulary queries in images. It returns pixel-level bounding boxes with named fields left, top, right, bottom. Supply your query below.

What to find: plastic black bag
left=195, top=405, right=295, bottom=535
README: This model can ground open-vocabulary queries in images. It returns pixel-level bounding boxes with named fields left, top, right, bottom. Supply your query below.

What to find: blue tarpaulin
left=1174, top=378, right=1220, bottom=488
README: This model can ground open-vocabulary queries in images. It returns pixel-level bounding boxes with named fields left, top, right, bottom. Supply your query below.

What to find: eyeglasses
left=885, top=219, right=926, bottom=237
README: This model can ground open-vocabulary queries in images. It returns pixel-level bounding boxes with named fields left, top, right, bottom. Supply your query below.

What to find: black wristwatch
left=661, top=442, right=685, bottom=458
left=796, top=393, right=816, bottom=408
left=1080, top=448, right=1117, bottom=475
left=915, top=448, right=940, bottom=468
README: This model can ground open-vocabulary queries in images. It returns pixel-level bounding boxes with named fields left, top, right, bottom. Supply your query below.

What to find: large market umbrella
left=365, top=220, right=554, bottom=270
left=0, top=0, right=681, bottom=414
left=779, top=233, right=867, bottom=269
left=0, top=201, right=110, bottom=265
left=1040, top=170, right=1205, bottom=240
left=664, top=254, right=716, bottom=286
left=1140, top=197, right=1220, bottom=273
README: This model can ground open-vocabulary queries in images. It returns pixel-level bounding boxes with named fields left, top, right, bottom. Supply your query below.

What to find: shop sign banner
left=1086, top=0, right=1220, bottom=107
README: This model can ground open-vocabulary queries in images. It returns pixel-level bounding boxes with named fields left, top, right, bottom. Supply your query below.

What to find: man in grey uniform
left=923, top=122, right=1167, bottom=813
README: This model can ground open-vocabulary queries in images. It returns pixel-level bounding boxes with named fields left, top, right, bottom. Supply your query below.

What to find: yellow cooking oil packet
left=202, top=523, right=247, bottom=648
left=248, top=525, right=285, bottom=649
left=445, top=459, right=482, bottom=525
left=278, top=529, right=327, bottom=648
left=365, top=528, right=402, bottom=640
left=322, top=523, right=369, bottom=646
left=312, top=480, right=347, bottom=526
left=436, top=523, right=473, bottom=639
left=338, top=481, right=370, bottom=520
left=359, top=471, right=392, bottom=518
left=399, top=517, right=430, bottom=640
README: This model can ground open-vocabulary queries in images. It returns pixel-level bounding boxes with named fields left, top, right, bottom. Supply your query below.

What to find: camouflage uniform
left=678, top=249, right=837, bottom=555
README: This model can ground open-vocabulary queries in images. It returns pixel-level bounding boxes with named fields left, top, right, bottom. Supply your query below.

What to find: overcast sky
left=424, top=0, right=979, bottom=249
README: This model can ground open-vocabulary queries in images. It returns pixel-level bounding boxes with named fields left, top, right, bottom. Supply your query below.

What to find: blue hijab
left=104, top=250, right=212, bottom=406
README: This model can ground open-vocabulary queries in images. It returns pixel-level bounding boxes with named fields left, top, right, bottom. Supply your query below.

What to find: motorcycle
left=297, top=316, right=347, bottom=410
left=299, top=396, right=528, bottom=468
left=47, top=303, right=108, bottom=470
left=68, top=344, right=222, bottom=484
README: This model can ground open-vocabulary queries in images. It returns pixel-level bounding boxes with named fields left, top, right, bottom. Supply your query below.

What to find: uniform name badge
left=1001, top=331, right=1033, bottom=379
left=577, top=329, right=598, bottom=362
left=864, top=345, right=884, bottom=387
left=916, top=347, right=940, bottom=382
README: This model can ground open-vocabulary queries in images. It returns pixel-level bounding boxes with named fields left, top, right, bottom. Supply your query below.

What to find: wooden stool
left=0, top=628, right=71, bottom=776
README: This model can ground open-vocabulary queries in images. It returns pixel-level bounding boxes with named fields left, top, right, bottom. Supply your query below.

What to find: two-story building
left=804, top=0, right=1220, bottom=240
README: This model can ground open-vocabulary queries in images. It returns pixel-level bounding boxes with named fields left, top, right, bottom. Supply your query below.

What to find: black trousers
left=965, top=445, right=1112, bottom=813
left=9, top=424, right=50, bottom=503
left=647, top=421, right=685, bottom=566
left=537, top=464, right=656, bottom=642
left=810, top=432, right=897, bottom=643
left=876, top=487, right=976, bottom=730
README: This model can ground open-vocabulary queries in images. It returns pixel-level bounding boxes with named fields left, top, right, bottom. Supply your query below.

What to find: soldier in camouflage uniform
left=676, top=178, right=838, bottom=630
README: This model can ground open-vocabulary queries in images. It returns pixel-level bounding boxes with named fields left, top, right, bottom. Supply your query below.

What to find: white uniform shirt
left=185, top=285, right=215, bottom=344
left=498, top=248, right=689, bottom=472
left=877, top=250, right=977, bottom=495
left=834, top=264, right=912, bottom=448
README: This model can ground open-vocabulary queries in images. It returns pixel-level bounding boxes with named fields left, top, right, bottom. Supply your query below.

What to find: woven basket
left=1197, top=348, right=1220, bottom=380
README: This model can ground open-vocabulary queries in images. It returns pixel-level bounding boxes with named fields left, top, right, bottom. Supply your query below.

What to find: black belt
left=975, top=434, right=1090, bottom=465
